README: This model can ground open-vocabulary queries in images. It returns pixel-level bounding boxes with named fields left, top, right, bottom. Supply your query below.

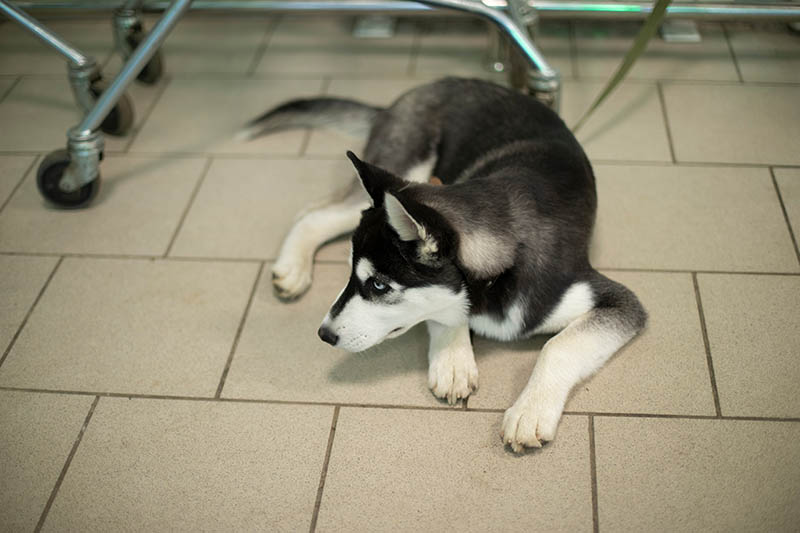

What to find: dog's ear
left=384, top=192, right=453, bottom=267
left=384, top=193, right=427, bottom=242
left=346, top=151, right=402, bottom=208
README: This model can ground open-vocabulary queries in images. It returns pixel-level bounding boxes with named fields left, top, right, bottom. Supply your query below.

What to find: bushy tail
left=237, top=97, right=382, bottom=141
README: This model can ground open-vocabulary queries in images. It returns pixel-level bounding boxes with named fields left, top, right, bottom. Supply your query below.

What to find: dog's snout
left=317, top=326, right=339, bottom=346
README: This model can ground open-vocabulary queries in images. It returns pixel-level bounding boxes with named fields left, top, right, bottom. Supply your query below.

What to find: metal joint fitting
left=61, top=128, right=104, bottom=192
left=113, top=8, right=142, bottom=56
left=527, top=69, right=562, bottom=111
left=67, top=59, right=100, bottom=114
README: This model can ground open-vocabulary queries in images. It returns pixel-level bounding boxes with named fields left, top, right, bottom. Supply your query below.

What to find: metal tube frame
left=6, top=0, right=797, bottom=196
left=0, top=0, right=91, bottom=66
left=11, top=0, right=800, bottom=20
left=74, top=0, right=192, bottom=138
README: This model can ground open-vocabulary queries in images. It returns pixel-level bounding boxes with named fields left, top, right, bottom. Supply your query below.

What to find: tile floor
left=0, top=13, right=799, bottom=533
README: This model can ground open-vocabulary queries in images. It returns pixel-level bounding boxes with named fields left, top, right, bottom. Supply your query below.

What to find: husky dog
left=243, top=78, right=646, bottom=452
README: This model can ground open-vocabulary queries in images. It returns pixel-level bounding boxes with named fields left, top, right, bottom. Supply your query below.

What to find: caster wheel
left=36, top=149, right=100, bottom=209
left=126, top=29, right=164, bottom=85
left=90, top=78, right=135, bottom=136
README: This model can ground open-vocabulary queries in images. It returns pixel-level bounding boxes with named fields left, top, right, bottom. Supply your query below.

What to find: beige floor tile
left=697, top=274, right=800, bottom=417
left=0, top=154, right=34, bottom=206
left=42, top=398, right=331, bottom=532
left=663, top=83, right=800, bottom=165
left=256, top=17, right=414, bottom=75
left=0, top=156, right=206, bottom=255
left=595, top=417, right=800, bottom=532
left=727, top=23, right=800, bottom=83
left=0, top=75, right=166, bottom=153
left=590, top=164, right=799, bottom=272
left=0, top=18, right=115, bottom=75
left=575, top=22, right=739, bottom=81
left=561, top=81, right=672, bottom=162
left=469, top=271, right=716, bottom=415
left=129, top=78, right=322, bottom=154
left=317, top=409, right=592, bottom=531
left=415, top=19, right=572, bottom=80
left=0, top=255, right=58, bottom=353
left=774, top=168, right=800, bottom=247
left=105, top=15, right=273, bottom=75
left=0, top=390, right=94, bottom=532
left=169, top=158, right=354, bottom=260
left=224, top=263, right=443, bottom=407
left=305, top=78, right=428, bottom=157
left=0, top=258, right=259, bottom=396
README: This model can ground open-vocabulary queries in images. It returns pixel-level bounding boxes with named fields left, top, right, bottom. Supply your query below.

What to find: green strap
left=572, top=0, right=673, bottom=132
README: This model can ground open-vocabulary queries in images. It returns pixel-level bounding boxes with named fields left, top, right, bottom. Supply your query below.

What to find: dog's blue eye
left=369, top=278, right=389, bottom=293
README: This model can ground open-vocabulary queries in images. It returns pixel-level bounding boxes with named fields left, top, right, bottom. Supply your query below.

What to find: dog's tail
left=237, top=98, right=382, bottom=142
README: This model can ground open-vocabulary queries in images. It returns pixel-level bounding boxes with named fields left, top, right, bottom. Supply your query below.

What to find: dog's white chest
left=469, top=298, right=526, bottom=341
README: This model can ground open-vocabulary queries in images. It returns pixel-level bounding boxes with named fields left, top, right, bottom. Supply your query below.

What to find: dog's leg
left=272, top=184, right=368, bottom=299
left=501, top=276, right=646, bottom=452
left=426, top=321, right=479, bottom=405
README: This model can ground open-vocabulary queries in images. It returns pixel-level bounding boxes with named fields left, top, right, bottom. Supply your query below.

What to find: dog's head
left=318, top=152, right=469, bottom=352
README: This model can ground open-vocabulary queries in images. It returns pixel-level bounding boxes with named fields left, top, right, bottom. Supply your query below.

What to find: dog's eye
left=368, top=278, right=390, bottom=294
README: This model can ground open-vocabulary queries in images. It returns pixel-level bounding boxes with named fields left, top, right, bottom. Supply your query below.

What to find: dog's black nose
left=318, top=326, right=339, bottom=346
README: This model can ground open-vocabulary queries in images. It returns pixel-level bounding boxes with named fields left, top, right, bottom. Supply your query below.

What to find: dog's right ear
left=346, top=151, right=402, bottom=208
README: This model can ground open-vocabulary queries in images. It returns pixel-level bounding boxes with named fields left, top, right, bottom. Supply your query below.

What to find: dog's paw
left=501, top=392, right=563, bottom=453
left=427, top=351, right=479, bottom=405
left=271, top=257, right=312, bottom=300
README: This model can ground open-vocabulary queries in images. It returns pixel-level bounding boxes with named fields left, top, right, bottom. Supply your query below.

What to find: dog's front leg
left=273, top=196, right=367, bottom=299
left=501, top=290, right=646, bottom=452
left=426, top=322, right=478, bottom=405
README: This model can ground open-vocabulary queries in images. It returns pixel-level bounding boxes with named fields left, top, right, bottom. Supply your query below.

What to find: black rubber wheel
left=90, top=79, right=135, bottom=136
left=126, top=30, right=164, bottom=85
left=36, top=149, right=100, bottom=209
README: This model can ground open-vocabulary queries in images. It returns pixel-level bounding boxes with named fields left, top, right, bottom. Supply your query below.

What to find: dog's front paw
left=428, top=352, right=479, bottom=405
left=501, top=391, right=563, bottom=453
left=271, top=257, right=312, bottom=300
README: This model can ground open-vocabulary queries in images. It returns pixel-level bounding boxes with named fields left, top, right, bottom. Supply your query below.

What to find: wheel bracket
left=60, top=128, right=104, bottom=193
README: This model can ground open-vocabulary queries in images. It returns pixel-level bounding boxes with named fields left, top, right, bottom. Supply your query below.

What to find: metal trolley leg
left=114, top=0, right=165, bottom=84
left=417, top=0, right=561, bottom=111
left=2, top=0, right=191, bottom=208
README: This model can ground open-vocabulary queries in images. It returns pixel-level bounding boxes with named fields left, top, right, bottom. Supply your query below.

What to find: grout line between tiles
left=3, top=148, right=794, bottom=168
left=121, top=76, right=173, bottom=153
left=407, top=27, right=422, bottom=76
left=0, top=256, right=63, bottom=370
left=3, top=252, right=800, bottom=276
left=9, top=70, right=800, bottom=87
left=598, top=266, right=800, bottom=276
left=299, top=77, right=332, bottom=156
left=0, top=154, right=39, bottom=216
left=4, top=386, right=800, bottom=423
left=34, top=395, right=100, bottom=533
left=655, top=82, right=677, bottom=164
left=568, top=21, right=579, bottom=80
left=770, top=167, right=800, bottom=267
left=309, top=405, right=340, bottom=533
left=246, top=16, right=280, bottom=76
left=721, top=24, right=745, bottom=83
left=163, top=157, right=214, bottom=257
left=0, top=250, right=266, bottom=264
left=588, top=416, right=599, bottom=533
left=0, top=76, right=21, bottom=104
left=215, top=262, right=265, bottom=398
left=692, top=272, right=722, bottom=417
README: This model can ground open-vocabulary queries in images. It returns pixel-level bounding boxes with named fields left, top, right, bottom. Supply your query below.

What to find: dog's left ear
left=384, top=193, right=453, bottom=266
left=346, top=151, right=403, bottom=207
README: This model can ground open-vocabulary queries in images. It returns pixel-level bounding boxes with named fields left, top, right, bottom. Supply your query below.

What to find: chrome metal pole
left=419, top=0, right=558, bottom=78
left=73, top=0, right=193, bottom=137
left=0, top=0, right=91, bottom=66
left=12, top=0, right=800, bottom=20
